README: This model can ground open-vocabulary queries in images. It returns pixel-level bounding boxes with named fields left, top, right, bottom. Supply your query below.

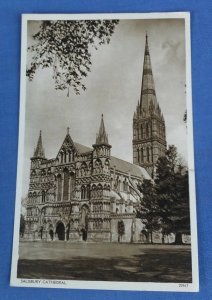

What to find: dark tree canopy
left=155, top=145, right=190, bottom=243
left=117, top=220, right=125, bottom=242
left=137, top=179, right=160, bottom=244
left=137, top=145, right=190, bottom=244
left=27, top=20, right=119, bottom=95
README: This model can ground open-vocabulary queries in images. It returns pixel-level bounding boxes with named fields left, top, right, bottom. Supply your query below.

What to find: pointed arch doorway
left=81, top=228, right=87, bottom=241
left=56, top=222, right=65, bottom=240
left=48, top=224, right=54, bottom=241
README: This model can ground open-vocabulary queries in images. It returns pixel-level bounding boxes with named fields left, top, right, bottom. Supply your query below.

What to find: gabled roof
left=74, top=142, right=92, bottom=154
left=56, top=132, right=78, bottom=157
left=110, top=156, right=150, bottom=179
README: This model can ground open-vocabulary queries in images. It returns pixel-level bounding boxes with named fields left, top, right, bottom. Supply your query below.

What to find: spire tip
left=34, top=130, right=45, bottom=158
left=95, top=114, right=109, bottom=145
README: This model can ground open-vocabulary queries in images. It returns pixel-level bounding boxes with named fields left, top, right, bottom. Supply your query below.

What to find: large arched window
left=68, top=151, right=71, bottom=162
left=68, top=150, right=74, bottom=162
left=63, top=169, right=69, bottom=201
left=57, top=174, right=62, bottom=201
left=60, top=152, right=64, bottom=164
left=140, top=125, right=143, bottom=139
left=146, top=123, right=149, bottom=138
left=69, top=173, right=75, bottom=196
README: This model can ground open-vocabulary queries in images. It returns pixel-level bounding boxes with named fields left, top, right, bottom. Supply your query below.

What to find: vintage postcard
left=11, top=12, right=199, bottom=291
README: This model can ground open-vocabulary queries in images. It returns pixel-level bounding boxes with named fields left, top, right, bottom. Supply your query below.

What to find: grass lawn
left=17, top=241, right=192, bottom=282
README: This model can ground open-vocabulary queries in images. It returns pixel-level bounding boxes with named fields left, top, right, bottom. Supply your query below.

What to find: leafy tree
left=27, top=20, right=119, bottom=95
left=137, top=145, right=190, bottom=244
left=171, top=168, right=190, bottom=244
left=154, top=145, right=190, bottom=244
left=20, top=214, right=25, bottom=237
left=154, top=149, right=176, bottom=240
left=117, top=220, right=125, bottom=242
left=137, top=179, right=160, bottom=244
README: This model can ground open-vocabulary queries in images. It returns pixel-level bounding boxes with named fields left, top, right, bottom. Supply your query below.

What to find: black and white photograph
left=11, top=13, right=198, bottom=291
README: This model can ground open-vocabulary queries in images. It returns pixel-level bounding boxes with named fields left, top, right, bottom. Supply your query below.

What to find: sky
left=21, top=18, right=187, bottom=196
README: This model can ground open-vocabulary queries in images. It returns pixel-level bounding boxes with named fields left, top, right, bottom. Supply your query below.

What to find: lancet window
left=63, top=169, right=69, bottom=201
left=57, top=174, right=62, bottom=201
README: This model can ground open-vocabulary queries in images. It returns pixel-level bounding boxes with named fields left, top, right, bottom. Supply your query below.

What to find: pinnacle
left=96, top=114, right=109, bottom=145
left=34, top=130, right=45, bottom=158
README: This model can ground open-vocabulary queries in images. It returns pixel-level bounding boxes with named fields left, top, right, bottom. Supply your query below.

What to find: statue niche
left=79, top=205, right=89, bottom=241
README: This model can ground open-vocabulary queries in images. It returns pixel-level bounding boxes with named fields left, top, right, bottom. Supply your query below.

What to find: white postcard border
left=10, top=12, right=199, bottom=292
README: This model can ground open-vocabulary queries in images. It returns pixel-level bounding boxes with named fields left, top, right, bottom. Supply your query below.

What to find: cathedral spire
left=132, top=34, right=167, bottom=178
left=33, top=130, right=45, bottom=158
left=96, top=114, right=109, bottom=145
left=139, top=33, right=157, bottom=112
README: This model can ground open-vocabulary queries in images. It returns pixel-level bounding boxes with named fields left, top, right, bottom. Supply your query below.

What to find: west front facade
left=24, top=35, right=168, bottom=243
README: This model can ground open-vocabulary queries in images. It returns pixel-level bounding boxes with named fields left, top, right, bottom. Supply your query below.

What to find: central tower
left=133, top=34, right=167, bottom=178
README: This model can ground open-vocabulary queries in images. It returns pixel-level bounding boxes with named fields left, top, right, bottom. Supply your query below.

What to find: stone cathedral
left=24, top=35, right=168, bottom=243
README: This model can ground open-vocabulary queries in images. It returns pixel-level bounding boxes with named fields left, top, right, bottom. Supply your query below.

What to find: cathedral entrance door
left=56, top=222, right=65, bottom=241
left=49, top=229, right=54, bottom=240
left=81, top=228, right=87, bottom=241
